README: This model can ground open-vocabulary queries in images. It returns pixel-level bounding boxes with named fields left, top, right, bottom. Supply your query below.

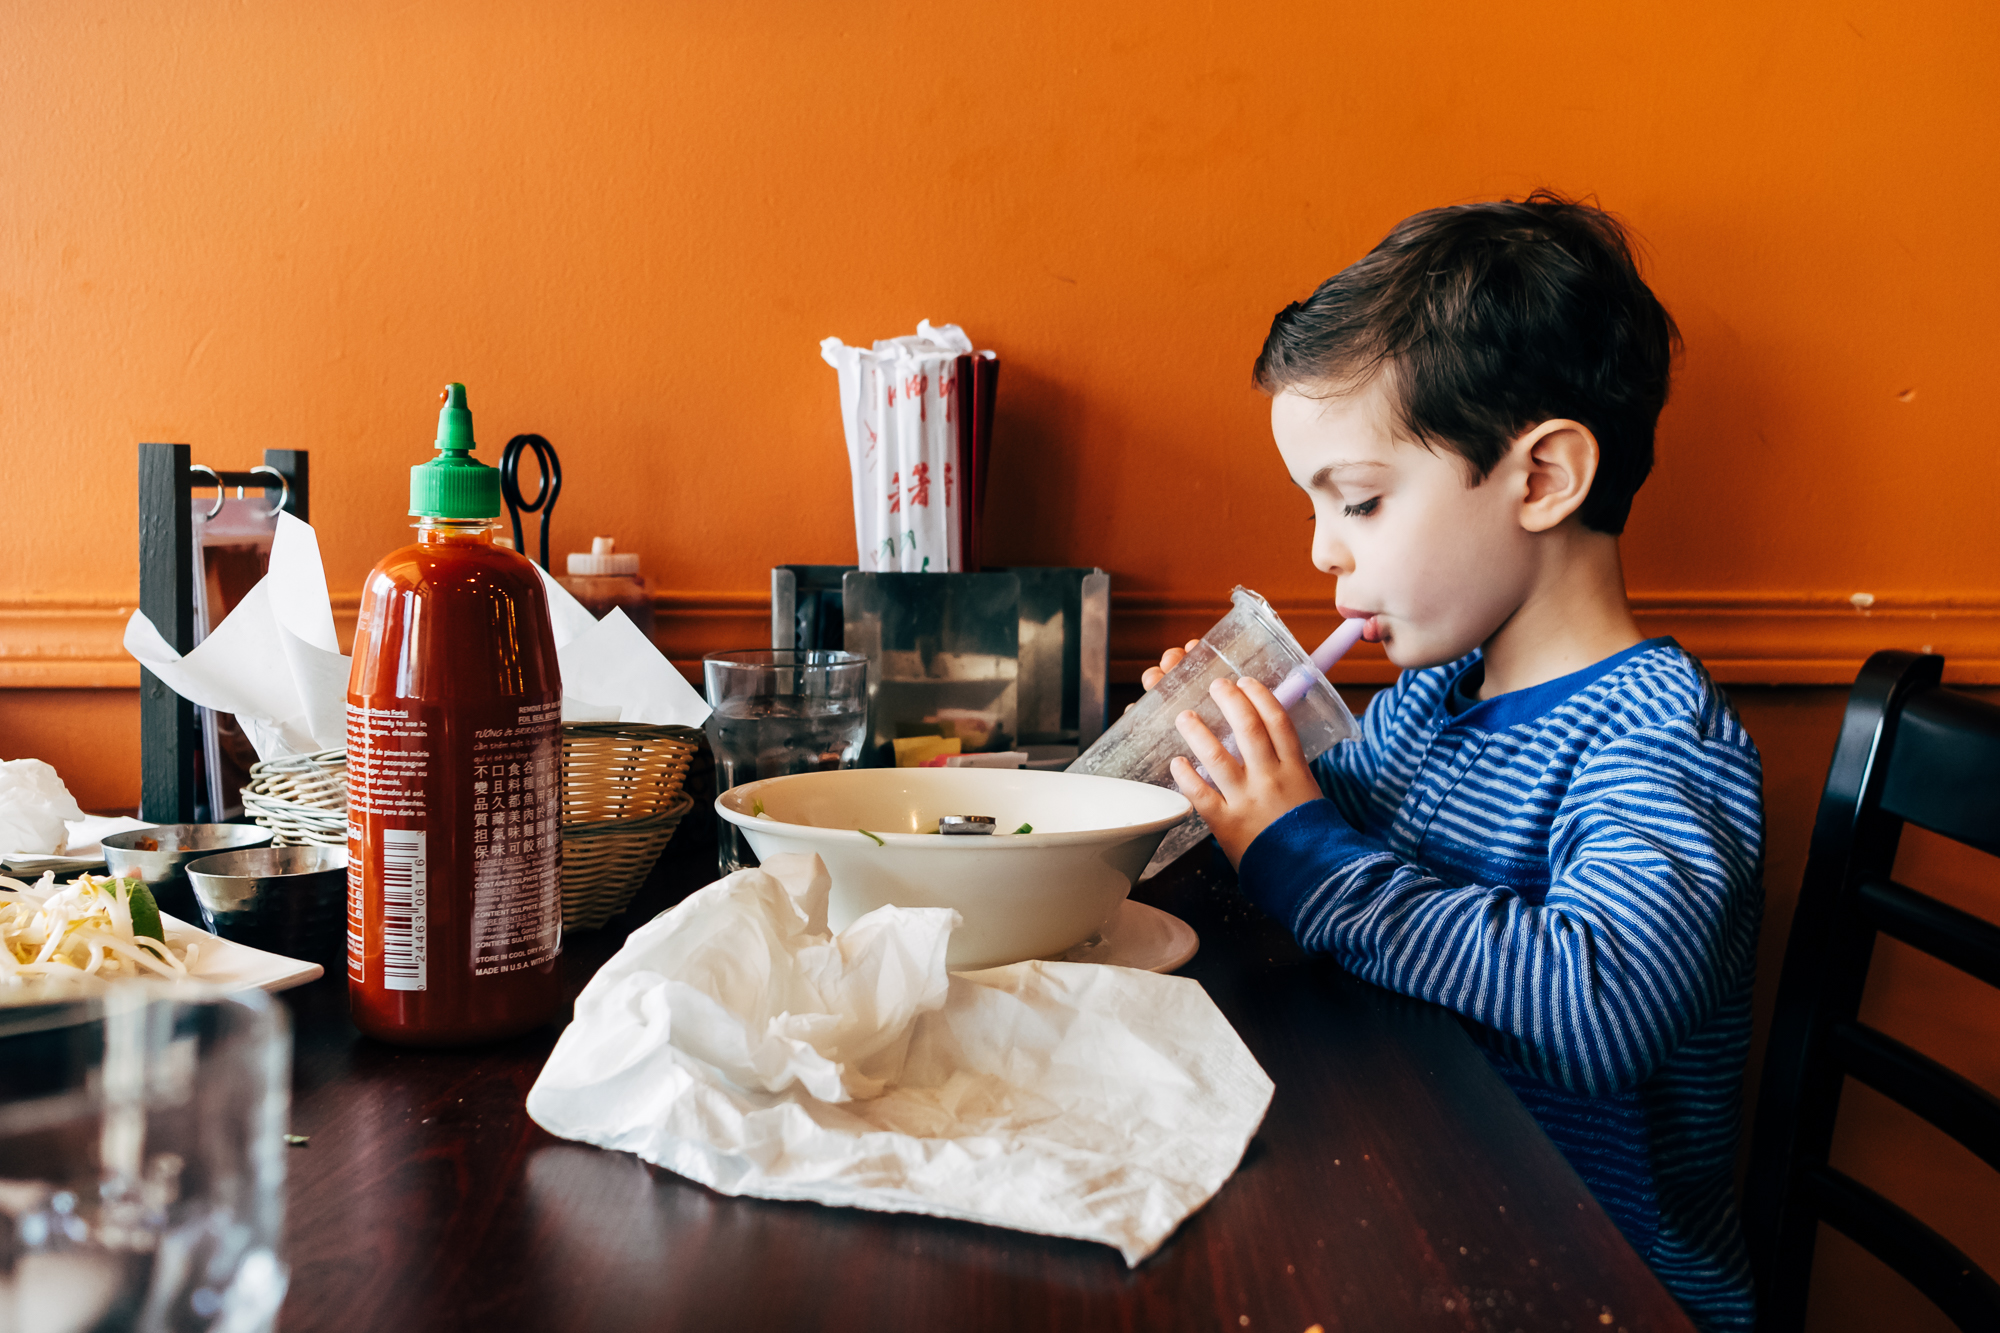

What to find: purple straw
left=1272, top=618, right=1368, bottom=708
left=1201, top=618, right=1370, bottom=783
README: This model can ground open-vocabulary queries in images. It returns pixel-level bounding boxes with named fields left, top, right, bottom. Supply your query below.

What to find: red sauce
left=345, top=519, right=563, bottom=1045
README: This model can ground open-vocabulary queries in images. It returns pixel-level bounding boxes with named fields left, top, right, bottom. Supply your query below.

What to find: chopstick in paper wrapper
left=822, top=321, right=995, bottom=572
left=968, top=350, right=999, bottom=573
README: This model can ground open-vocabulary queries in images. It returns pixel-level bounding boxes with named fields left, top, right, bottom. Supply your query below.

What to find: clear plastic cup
left=1068, top=587, right=1359, bottom=876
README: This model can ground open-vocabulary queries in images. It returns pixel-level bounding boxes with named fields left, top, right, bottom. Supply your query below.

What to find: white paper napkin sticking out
left=124, top=513, right=351, bottom=759
left=124, top=516, right=709, bottom=760
left=526, top=854, right=1274, bottom=1265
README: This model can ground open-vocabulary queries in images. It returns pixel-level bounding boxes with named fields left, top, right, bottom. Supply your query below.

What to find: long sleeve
left=1309, top=662, right=1446, bottom=832
left=1243, top=720, right=1763, bottom=1098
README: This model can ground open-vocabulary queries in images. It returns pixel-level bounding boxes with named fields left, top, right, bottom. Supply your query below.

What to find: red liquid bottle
left=345, top=383, right=564, bottom=1045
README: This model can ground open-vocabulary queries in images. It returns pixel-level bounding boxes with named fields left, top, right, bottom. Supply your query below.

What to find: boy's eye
left=1341, top=498, right=1380, bottom=518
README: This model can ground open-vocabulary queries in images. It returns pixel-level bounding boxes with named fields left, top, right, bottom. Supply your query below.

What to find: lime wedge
left=121, top=879, right=165, bottom=942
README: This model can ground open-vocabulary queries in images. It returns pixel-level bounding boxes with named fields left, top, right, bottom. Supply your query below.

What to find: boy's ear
left=1512, top=419, right=1599, bottom=534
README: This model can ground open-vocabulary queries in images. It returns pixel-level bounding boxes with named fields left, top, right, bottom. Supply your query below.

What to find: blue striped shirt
left=1238, top=637, right=1762, bottom=1332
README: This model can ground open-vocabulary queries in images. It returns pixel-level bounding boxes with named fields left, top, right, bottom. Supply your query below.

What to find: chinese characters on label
left=469, top=701, right=563, bottom=977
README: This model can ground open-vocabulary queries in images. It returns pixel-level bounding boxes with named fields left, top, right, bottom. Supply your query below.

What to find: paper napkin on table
left=124, top=514, right=709, bottom=761
left=525, top=853, right=1274, bottom=1265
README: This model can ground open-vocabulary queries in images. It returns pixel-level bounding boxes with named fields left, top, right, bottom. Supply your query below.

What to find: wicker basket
left=242, top=722, right=704, bottom=931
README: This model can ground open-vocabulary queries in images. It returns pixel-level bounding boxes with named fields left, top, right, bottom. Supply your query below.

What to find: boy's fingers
left=1236, top=678, right=1307, bottom=765
left=1210, top=678, right=1279, bottom=771
left=1173, top=709, right=1242, bottom=797
left=1168, top=756, right=1222, bottom=818
left=1143, top=644, right=1192, bottom=693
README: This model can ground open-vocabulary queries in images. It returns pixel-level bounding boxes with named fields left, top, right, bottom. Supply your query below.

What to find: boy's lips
left=1338, top=606, right=1384, bottom=643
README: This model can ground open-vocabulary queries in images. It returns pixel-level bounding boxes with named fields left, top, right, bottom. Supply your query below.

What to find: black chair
left=1745, top=650, right=2000, bottom=1332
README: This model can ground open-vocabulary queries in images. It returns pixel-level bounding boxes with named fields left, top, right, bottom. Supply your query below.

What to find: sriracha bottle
left=345, top=383, right=564, bottom=1045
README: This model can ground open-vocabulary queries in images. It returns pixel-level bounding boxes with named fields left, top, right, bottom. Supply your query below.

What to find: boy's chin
left=1381, top=630, right=1478, bottom=671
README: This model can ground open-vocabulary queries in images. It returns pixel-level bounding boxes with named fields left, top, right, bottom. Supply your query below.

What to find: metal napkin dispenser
left=771, top=566, right=1109, bottom=767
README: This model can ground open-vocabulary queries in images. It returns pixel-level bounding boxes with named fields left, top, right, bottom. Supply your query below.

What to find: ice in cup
left=702, top=649, right=871, bottom=875
left=1069, top=587, right=1359, bottom=877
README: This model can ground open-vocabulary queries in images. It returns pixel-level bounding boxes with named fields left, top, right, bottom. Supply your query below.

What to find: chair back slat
left=1829, top=1019, right=2000, bottom=1176
left=1747, top=651, right=2000, bottom=1333
left=1857, top=878, right=2000, bottom=991
left=1802, top=1166, right=2000, bottom=1333
left=1880, top=690, right=2000, bottom=856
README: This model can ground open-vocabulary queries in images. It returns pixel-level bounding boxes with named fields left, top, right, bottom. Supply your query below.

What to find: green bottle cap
left=409, top=383, right=502, bottom=519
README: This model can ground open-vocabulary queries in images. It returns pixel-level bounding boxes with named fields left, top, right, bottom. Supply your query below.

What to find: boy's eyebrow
left=1309, top=461, right=1390, bottom=487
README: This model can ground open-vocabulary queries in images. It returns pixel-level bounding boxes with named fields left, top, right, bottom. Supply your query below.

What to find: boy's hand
left=1169, top=676, right=1324, bottom=867
left=1140, top=641, right=1201, bottom=692
left=1144, top=640, right=1200, bottom=688
left=1127, top=641, right=1196, bottom=718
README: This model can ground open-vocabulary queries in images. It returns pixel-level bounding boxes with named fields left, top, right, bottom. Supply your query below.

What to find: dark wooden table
left=275, top=820, right=1693, bottom=1333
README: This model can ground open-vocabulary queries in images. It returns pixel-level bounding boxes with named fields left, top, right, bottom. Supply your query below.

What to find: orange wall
left=2, top=5, right=1997, bottom=1329
left=2, top=0, right=1997, bottom=625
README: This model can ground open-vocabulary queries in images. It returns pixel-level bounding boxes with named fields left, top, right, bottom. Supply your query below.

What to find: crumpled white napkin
left=123, top=514, right=709, bottom=760
left=0, top=758, right=86, bottom=857
left=526, top=854, right=1274, bottom=1265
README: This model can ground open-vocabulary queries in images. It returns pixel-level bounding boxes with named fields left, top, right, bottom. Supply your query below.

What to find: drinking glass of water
left=0, top=986, right=291, bottom=1333
left=702, top=649, right=870, bottom=875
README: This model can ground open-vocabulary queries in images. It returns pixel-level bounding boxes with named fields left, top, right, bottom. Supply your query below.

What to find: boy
left=1148, top=194, right=1762, bottom=1332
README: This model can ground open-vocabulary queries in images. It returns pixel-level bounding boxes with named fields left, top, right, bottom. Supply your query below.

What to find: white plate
left=2, top=854, right=106, bottom=877
left=1053, top=900, right=1199, bottom=973
left=162, top=913, right=325, bottom=993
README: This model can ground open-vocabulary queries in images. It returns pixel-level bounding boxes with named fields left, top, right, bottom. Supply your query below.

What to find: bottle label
left=346, top=698, right=562, bottom=989
left=348, top=705, right=431, bottom=988
left=469, top=701, right=563, bottom=976
left=380, top=829, right=428, bottom=990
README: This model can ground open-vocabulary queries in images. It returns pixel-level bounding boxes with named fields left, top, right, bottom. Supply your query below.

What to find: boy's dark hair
left=1253, top=191, right=1679, bottom=534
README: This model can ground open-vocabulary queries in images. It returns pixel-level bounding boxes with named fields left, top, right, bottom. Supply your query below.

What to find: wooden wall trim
left=1109, top=590, right=2000, bottom=686
left=3, top=589, right=1995, bottom=690
left=0, top=600, right=146, bottom=688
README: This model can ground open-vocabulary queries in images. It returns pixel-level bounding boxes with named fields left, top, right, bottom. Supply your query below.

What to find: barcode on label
left=381, top=829, right=427, bottom=992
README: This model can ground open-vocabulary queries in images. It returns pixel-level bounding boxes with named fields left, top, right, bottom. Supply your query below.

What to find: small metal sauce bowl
left=102, top=823, right=275, bottom=922
left=184, top=844, right=348, bottom=971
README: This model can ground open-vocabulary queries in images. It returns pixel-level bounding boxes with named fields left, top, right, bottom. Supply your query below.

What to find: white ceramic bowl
left=714, top=767, right=1192, bottom=970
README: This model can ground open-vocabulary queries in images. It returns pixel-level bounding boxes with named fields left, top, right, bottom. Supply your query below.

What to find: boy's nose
left=1312, top=526, right=1353, bottom=577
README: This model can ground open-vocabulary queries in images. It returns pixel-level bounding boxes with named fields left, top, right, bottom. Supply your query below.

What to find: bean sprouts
left=0, top=872, right=199, bottom=987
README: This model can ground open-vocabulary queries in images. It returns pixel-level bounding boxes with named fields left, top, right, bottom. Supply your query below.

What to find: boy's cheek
left=1378, top=622, right=1463, bottom=671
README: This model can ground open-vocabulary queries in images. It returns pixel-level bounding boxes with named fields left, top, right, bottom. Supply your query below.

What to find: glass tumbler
left=702, top=649, right=870, bottom=876
left=0, top=986, right=291, bottom=1333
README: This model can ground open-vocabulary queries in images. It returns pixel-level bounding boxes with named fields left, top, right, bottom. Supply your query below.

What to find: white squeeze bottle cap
left=567, top=536, right=640, bottom=577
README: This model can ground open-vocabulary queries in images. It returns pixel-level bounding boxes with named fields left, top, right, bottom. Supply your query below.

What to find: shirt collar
left=1442, top=637, right=1678, bottom=731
